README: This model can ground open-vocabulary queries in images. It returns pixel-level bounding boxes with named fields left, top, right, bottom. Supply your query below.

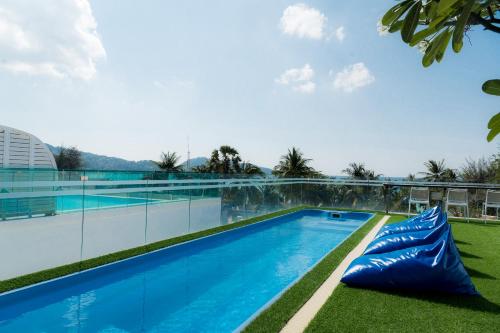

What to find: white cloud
left=0, top=0, right=105, bottom=80
left=0, top=8, right=34, bottom=51
left=335, top=26, right=345, bottom=42
left=280, top=4, right=326, bottom=40
left=1, top=61, right=64, bottom=78
left=275, top=64, right=315, bottom=94
left=275, top=64, right=314, bottom=85
left=377, top=20, right=389, bottom=37
left=332, top=62, right=375, bottom=93
left=293, top=81, right=316, bottom=94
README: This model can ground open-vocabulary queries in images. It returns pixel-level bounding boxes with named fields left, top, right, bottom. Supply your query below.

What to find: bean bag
left=364, top=221, right=449, bottom=255
left=341, top=227, right=478, bottom=295
left=376, top=206, right=441, bottom=238
left=375, top=209, right=445, bottom=240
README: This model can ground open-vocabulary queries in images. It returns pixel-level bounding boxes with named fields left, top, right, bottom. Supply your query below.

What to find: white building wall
left=0, top=125, right=57, bottom=169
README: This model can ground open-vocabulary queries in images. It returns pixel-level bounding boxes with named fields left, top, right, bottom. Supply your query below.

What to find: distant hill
left=47, top=144, right=159, bottom=171
left=46, top=144, right=272, bottom=174
left=181, top=157, right=208, bottom=171
left=258, top=166, right=273, bottom=175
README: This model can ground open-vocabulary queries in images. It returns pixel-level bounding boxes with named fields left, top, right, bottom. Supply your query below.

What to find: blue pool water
left=56, top=195, right=154, bottom=212
left=0, top=210, right=372, bottom=332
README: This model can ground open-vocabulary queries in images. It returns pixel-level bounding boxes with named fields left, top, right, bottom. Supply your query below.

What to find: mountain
left=259, top=166, right=273, bottom=175
left=181, top=157, right=208, bottom=171
left=46, top=145, right=272, bottom=174
left=47, top=144, right=159, bottom=171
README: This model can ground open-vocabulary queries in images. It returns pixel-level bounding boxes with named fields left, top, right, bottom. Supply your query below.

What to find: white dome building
left=0, top=125, right=57, bottom=169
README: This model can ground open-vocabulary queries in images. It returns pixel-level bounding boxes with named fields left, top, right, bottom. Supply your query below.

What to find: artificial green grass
left=305, top=219, right=500, bottom=332
left=0, top=206, right=305, bottom=294
left=243, top=213, right=395, bottom=333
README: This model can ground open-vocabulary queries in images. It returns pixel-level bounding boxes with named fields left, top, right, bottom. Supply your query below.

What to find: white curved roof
left=0, top=125, right=57, bottom=169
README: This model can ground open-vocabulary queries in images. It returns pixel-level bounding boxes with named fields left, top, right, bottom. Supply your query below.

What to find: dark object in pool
left=331, top=212, right=341, bottom=219
left=341, top=207, right=478, bottom=295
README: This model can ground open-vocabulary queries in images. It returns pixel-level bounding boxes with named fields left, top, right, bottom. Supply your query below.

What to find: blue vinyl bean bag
left=364, top=221, right=449, bottom=255
left=341, top=224, right=478, bottom=295
left=375, top=209, right=445, bottom=240
left=405, top=205, right=441, bottom=222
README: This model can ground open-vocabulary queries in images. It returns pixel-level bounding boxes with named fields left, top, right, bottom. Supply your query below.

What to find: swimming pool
left=56, top=195, right=161, bottom=213
left=0, top=209, right=373, bottom=332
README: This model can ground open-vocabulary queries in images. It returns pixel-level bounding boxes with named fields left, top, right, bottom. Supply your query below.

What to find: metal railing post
left=383, top=184, right=389, bottom=214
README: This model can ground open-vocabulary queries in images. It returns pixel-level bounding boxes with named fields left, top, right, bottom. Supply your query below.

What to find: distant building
left=0, top=125, right=56, bottom=169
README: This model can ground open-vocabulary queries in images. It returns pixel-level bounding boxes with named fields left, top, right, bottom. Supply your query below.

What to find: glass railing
left=0, top=168, right=498, bottom=280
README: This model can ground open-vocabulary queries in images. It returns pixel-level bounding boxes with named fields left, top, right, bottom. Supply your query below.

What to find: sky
left=0, top=0, right=498, bottom=176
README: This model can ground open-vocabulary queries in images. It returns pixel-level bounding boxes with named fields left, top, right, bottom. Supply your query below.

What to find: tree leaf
left=452, top=0, right=474, bottom=53
left=410, top=25, right=439, bottom=47
left=435, top=29, right=452, bottom=62
left=482, top=80, right=500, bottom=96
left=488, top=112, right=500, bottom=129
left=426, top=2, right=438, bottom=20
left=422, top=41, right=436, bottom=67
left=422, top=29, right=448, bottom=67
left=487, top=124, right=500, bottom=142
left=382, top=0, right=414, bottom=26
left=428, top=14, right=450, bottom=29
left=401, top=1, right=422, bottom=43
left=389, top=20, right=404, bottom=33
left=437, top=0, right=460, bottom=15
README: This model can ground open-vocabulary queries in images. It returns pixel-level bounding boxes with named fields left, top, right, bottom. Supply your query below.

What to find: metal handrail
left=0, top=177, right=499, bottom=190
left=0, top=177, right=498, bottom=200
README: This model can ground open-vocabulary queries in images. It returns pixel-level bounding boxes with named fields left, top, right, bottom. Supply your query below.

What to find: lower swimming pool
left=56, top=195, right=159, bottom=213
left=0, top=209, right=373, bottom=332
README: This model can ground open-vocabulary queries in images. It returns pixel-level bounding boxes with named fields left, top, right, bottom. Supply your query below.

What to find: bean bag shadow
left=341, top=226, right=478, bottom=295
left=364, top=221, right=449, bottom=255
left=375, top=208, right=445, bottom=240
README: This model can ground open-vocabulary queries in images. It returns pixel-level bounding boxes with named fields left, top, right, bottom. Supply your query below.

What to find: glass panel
left=189, top=186, right=222, bottom=233
left=1, top=169, right=499, bottom=280
left=0, top=169, right=84, bottom=280
left=220, top=186, right=247, bottom=224
left=261, top=184, right=284, bottom=215
left=146, top=185, right=190, bottom=243
left=81, top=179, right=147, bottom=260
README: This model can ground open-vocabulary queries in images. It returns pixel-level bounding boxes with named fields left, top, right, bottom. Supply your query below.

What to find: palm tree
left=342, top=162, right=381, bottom=180
left=272, top=147, right=318, bottom=178
left=341, top=162, right=381, bottom=208
left=193, top=145, right=243, bottom=174
left=342, top=163, right=367, bottom=179
left=272, top=147, right=322, bottom=205
left=420, top=160, right=447, bottom=182
left=219, top=145, right=242, bottom=174
left=241, top=162, right=264, bottom=176
left=443, top=168, right=458, bottom=182
left=155, top=152, right=183, bottom=172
